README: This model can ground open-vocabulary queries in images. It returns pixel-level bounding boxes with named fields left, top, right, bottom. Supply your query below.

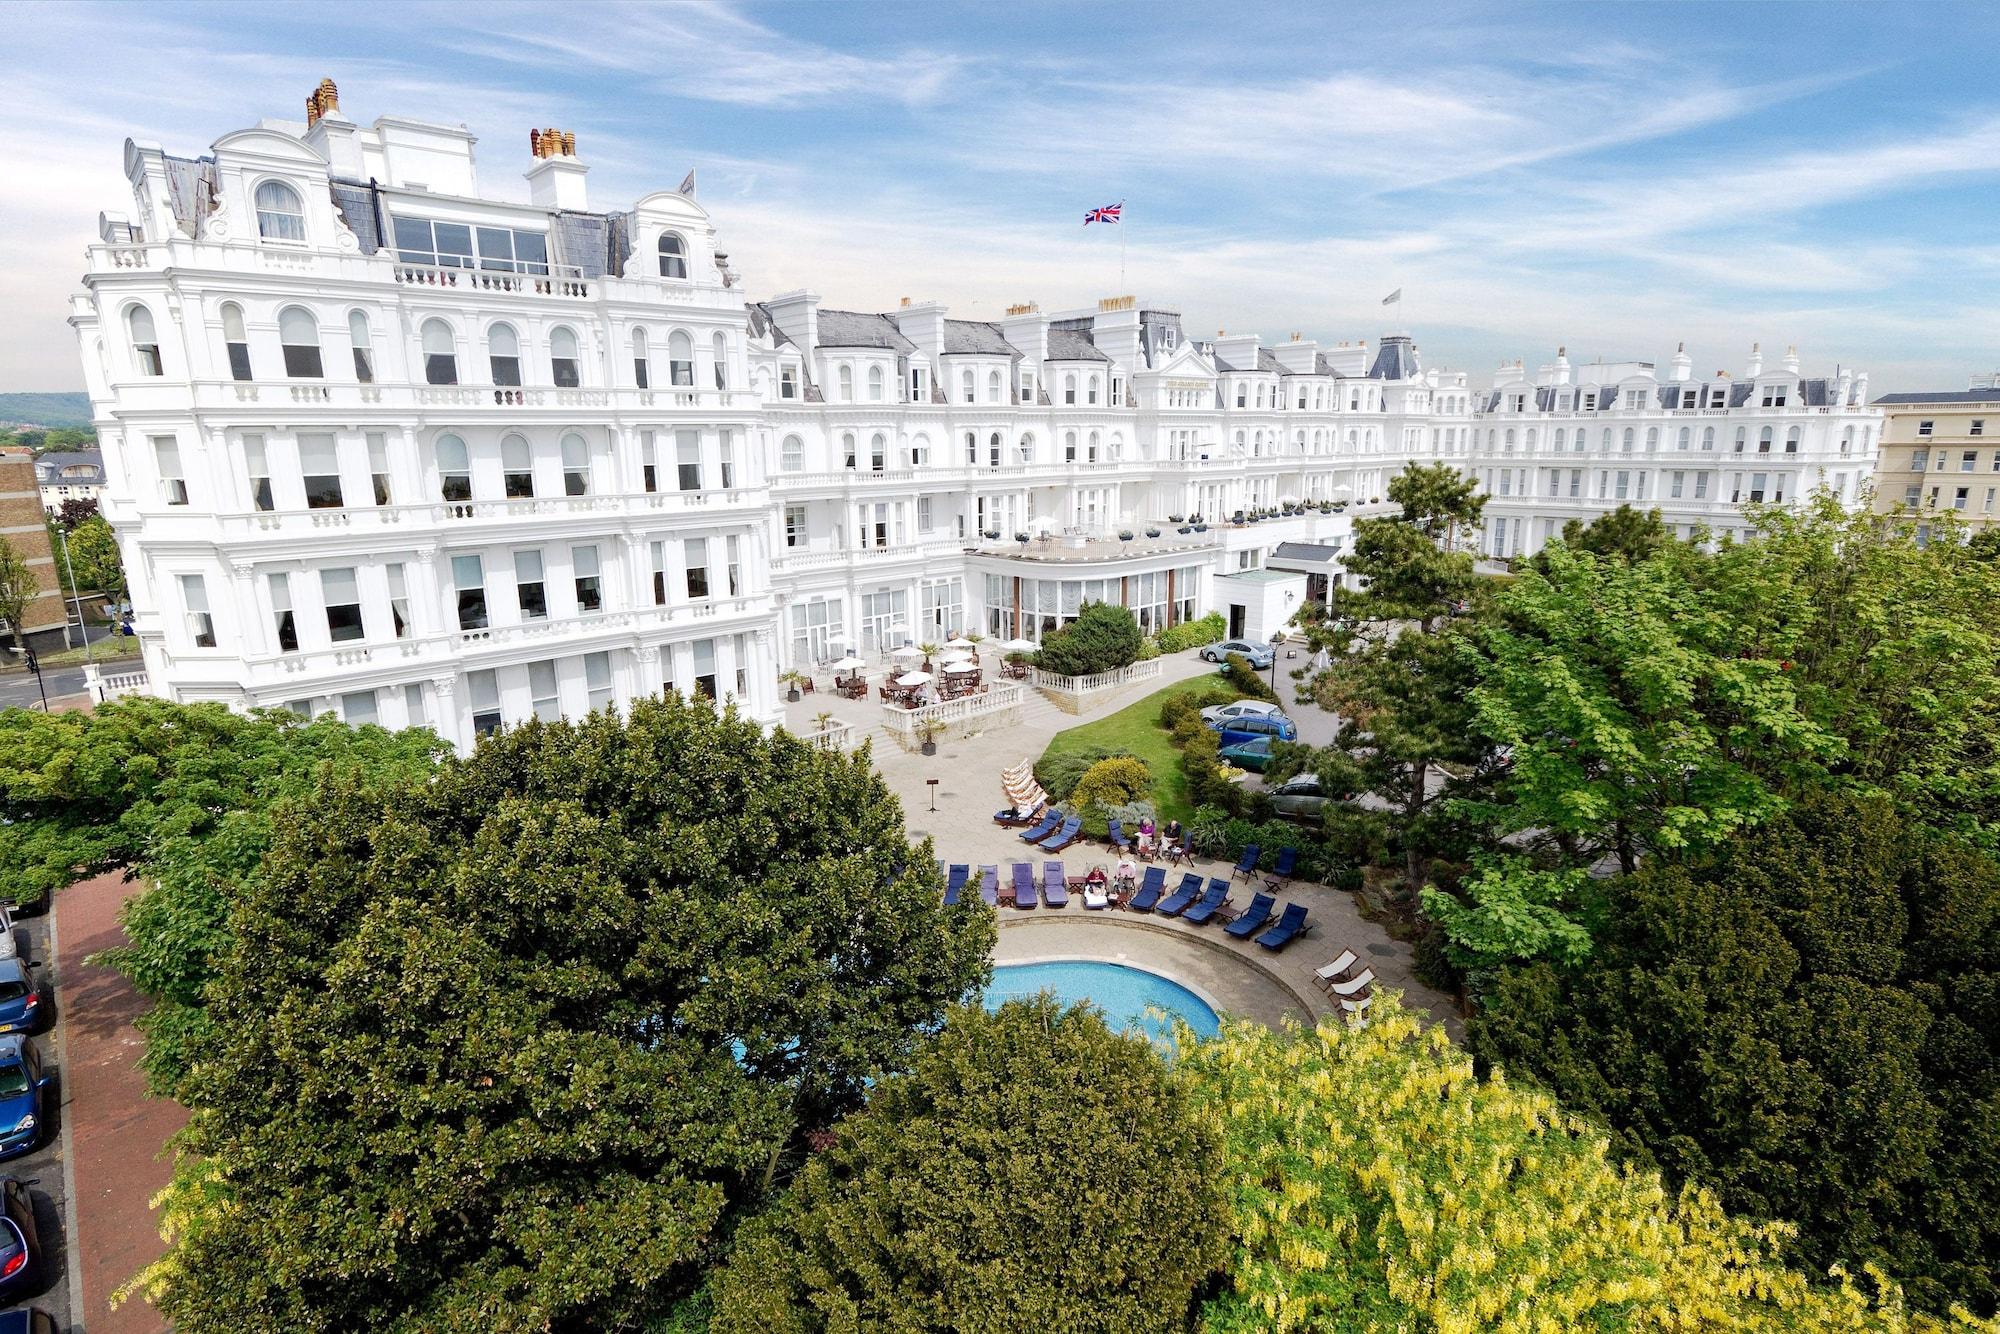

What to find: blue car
left=0, top=1177, right=41, bottom=1302
left=0, top=961, right=47, bottom=1037
left=0, top=1308, right=58, bottom=1334
left=1211, top=713, right=1297, bottom=744
left=0, top=1037, right=50, bottom=1161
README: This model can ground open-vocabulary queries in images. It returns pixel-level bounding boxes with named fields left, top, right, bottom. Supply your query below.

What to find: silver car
left=1266, top=774, right=1333, bottom=821
left=1199, top=699, right=1286, bottom=727
left=1201, top=639, right=1275, bottom=669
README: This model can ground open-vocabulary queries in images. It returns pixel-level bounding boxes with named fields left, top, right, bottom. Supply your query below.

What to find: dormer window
left=781, top=365, right=798, bottom=400
left=1761, top=385, right=1787, bottom=407
left=255, top=181, right=306, bottom=242
left=658, top=233, right=688, bottom=279
left=1580, top=392, right=1596, bottom=410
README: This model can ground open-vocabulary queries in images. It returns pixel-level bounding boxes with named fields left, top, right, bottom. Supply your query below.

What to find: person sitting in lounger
left=1115, top=858, right=1137, bottom=892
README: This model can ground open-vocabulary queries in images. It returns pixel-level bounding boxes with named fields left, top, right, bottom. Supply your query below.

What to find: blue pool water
left=986, top=960, right=1220, bottom=1044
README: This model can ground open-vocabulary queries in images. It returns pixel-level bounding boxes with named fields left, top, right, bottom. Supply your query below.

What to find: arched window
left=1758, top=426, right=1774, bottom=453
left=550, top=326, right=580, bottom=387
left=348, top=310, right=374, bottom=382
left=278, top=306, right=322, bottom=378
left=502, top=434, right=535, bottom=497
left=712, top=332, right=729, bottom=390
left=867, top=365, right=885, bottom=402
left=843, top=433, right=858, bottom=468
left=128, top=306, right=163, bottom=376
left=1621, top=428, right=1634, bottom=453
left=436, top=434, right=470, bottom=501
left=1784, top=426, right=1801, bottom=454
left=1840, top=426, right=1853, bottom=456
left=780, top=434, right=804, bottom=472
left=1109, top=433, right=1123, bottom=461
left=631, top=327, right=650, bottom=388
left=1733, top=427, right=1748, bottom=453
left=220, top=303, right=251, bottom=381
left=254, top=180, right=306, bottom=242
left=1702, top=427, right=1715, bottom=451
left=987, top=368, right=1001, bottom=404
left=961, top=369, right=975, bottom=404
left=1554, top=428, right=1566, bottom=449
left=668, top=331, right=694, bottom=387
left=1087, top=374, right=1100, bottom=405
left=1504, top=428, right=1516, bottom=449
left=488, top=323, right=521, bottom=386
left=838, top=364, right=854, bottom=402
left=1087, top=430, right=1101, bottom=462
left=421, top=319, right=457, bottom=385
left=1064, top=373, right=1077, bottom=406
left=561, top=432, right=591, bottom=495
left=1064, top=430, right=1078, bottom=463
left=1677, top=427, right=1690, bottom=451
left=909, top=433, right=930, bottom=467
left=1017, top=431, right=1035, bottom=464
left=989, top=431, right=1002, bottom=467
left=657, top=233, right=687, bottom=279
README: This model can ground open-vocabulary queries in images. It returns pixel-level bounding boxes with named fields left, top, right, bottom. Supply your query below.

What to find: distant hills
left=0, top=392, right=92, bottom=429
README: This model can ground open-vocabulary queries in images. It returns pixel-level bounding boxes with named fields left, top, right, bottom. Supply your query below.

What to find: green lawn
left=1037, top=674, right=1238, bottom=824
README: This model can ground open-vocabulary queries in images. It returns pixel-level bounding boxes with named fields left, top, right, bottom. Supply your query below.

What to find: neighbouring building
left=0, top=449, right=69, bottom=650
left=34, top=449, right=106, bottom=512
left=67, top=80, right=1884, bottom=749
left=1869, top=376, right=2000, bottom=538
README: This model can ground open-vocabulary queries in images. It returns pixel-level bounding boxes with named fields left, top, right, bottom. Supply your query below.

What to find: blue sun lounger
left=1039, top=814, right=1083, bottom=852
left=1011, top=862, right=1036, bottom=908
left=1043, top=861, right=1068, bottom=908
left=1128, top=866, right=1167, bottom=912
left=1157, top=872, right=1204, bottom=918
left=1224, top=892, right=1276, bottom=938
left=1263, top=847, right=1298, bottom=887
left=944, top=863, right=969, bottom=906
left=1106, top=817, right=1132, bottom=853
left=1232, top=844, right=1262, bottom=882
left=1182, top=878, right=1233, bottom=925
left=979, top=865, right=999, bottom=906
left=1255, top=903, right=1311, bottom=951
left=1019, top=810, right=1061, bottom=843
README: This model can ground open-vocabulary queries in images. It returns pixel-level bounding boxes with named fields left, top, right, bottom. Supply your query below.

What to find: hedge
left=1155, top=612, right=1226, bottom=654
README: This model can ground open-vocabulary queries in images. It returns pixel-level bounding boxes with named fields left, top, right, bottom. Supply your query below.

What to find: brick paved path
left=56, top=870, right=184, bottom=1334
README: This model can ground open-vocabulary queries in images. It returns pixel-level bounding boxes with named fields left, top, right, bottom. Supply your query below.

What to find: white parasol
left=896, top=670, right=933, bottom=686
left=945, top=636, right=976, bottom=649
left=1001, top=637, right=1037, bottom=652
left=891, top=644, right=923, bottom=660
left=831, top=655, right=866, bottom=671
left=944, top=661, right=979, bottom=674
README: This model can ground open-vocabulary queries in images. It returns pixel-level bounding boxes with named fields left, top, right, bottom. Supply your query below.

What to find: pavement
left=52, top=871, right=182, bottom=1334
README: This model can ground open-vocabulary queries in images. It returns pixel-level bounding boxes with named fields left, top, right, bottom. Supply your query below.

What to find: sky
left=3, top=0, right=1998, bottom=393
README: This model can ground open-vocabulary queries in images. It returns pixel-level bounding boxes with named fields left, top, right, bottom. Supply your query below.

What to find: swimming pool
left=986, top=960, right=1221, bottom=1044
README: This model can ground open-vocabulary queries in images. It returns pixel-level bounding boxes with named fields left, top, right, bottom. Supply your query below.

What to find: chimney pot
left=305, top=77, right=340, bottom=128
left=900, top=297, right=911, bottom=307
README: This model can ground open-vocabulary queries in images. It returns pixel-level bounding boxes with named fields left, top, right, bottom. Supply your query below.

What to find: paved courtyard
left=782, top=648, right=1459, bottom=1036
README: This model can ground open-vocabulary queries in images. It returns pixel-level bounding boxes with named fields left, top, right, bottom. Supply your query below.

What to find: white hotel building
left=68, top=85, right=1878, bottom=749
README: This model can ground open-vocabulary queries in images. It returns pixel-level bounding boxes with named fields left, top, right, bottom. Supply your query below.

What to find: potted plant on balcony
left=1118, top=530, right=1134, bottom=542
left=1015, top=532, right=1031, bottom=544
left=1190, top=514, right=1207, bottom=532
left=1231, top=510, right=1247, bottom=525
left=1145, top=526, right=1161, bottom=538
left=916, top=718, right=942, bottom=757
left=1330, top=500, right=1348, bottom=513
left=1167, top=514, right=1185, bottom=524
left=983, top=528, right=1001, bottom=540
left=780, top=669, right=808, bottom=703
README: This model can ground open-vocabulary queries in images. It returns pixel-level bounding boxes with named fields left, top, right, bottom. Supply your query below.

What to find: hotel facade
left=68, top=84, right=1882, bottom=749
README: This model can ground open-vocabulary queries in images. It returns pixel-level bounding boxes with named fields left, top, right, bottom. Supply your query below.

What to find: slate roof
left=328, top=180, right=382, bottom=253
left=1366, top=335, right=1419, bottom=381
left=744, top=303, right=791, bottom=347
left=1729, top=383, right=1755, bottom=408
left=1045, top=329, right=1110, bottom=362
left=942, top=319, right=1014, bottom=355
left=34, top=450, right=104, bottom=482
left=1873, top=390, right=2000, bottom=405
left=817, top=310, right=916, bottom=353
left=1269, top=540, right=1344, bottom=564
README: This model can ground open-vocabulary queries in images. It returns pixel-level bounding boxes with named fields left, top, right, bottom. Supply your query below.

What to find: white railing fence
left=1025, top=658, right=1165, bottom=713
left=83, top=663, right=154, bottom=703
left=879, top=681, right=1026, bottom=751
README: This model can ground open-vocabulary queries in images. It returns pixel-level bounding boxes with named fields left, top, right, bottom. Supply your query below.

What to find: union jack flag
left=1084, top=202, right=1122, bottom=225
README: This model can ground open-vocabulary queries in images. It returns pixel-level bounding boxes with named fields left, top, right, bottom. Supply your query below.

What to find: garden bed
left=1036, top=675, right=1243, bottom=825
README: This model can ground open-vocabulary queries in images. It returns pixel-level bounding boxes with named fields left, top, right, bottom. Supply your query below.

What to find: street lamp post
left=52, top=522, right=94, bottom=665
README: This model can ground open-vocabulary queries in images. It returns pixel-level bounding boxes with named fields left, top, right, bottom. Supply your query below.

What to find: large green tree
left=711, top=997, right=1227, bottom=1333
left=63, top=512, right=126, bottom=601
left=131, top=696, right=995, bottom=1331
left=1186, top=998, right=1987, bottom=1332
left=1033, top=600, right=1143, bottom=677
left=1469, top=792, right=2000, bottom=1318
left=0, top=536, right=34, bottom=650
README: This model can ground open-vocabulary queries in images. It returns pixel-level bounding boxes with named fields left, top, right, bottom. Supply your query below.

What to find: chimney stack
left=1746, top=342, right=1763, bottom=378
left=1670, top=341, right=1693, bottom=383
left=525, top=128, right=587, bottom=209
left=1782, top=343, right=1800, bottom=375
left=305, top=78, right=340, bottom=128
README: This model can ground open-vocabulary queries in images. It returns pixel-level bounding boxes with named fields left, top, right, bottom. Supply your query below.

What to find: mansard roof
left=1366, top=335, right=1418, bottom=381
left=1045, top=329, right=1110, bottom=362
left=817, top=310, right=916, bottom=353
left=942, top=319, right=1014, bottom=356
left=744, top=303, right=792, bottom=348
left=1875, top=389, right=2000, bottom=405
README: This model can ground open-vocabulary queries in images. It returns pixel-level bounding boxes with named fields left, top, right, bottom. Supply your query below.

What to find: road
left=4, top=907, right=74, bottom=1330
left=0, top=668, right=88, bottom=713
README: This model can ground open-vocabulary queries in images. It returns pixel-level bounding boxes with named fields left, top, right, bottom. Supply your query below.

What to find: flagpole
left=1119, top=201, right=1127, bottom=290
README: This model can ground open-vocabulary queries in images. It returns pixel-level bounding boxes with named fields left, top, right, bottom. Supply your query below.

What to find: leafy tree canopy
left=131, top=696, right=995, bottom=1332
left=1033, top=601, right=1143, bottom=678
left=1469, top=792, right=2000, bottom=1318
left=712, top=998, right=1227, bottom=1334
left=1539, top=503, right=1684, bottom=567
left=1186, top=998, right=1990, bottom=1332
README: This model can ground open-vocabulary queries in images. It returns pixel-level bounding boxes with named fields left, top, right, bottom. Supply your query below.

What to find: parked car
left=0, top=963, right=47, bottom=1037
left=1199, top=699, right=1286, bottom=726
left=1212, top=714, right=1298, bottom=744
left=1200, top=639, right=1274, bottom=669
left=1267, top=774, right=1335, bottom=821
left=0, top=1177, right=42, bottom=1300
left=1218, top=735, right=1276, bottom=773
left=0, top=1037, right=50, bottom=1162
left=0, top=1307, right=58, bottom=1334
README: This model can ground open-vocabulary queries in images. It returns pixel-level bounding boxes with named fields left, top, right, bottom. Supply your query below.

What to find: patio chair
left=1182, top=878, right=1234, bottom=925
left=1263, top=847, right=1299, bottom=889
left=1232, top=844, right=1262, bottom=883
left=1254, top=903, right=1312, bottom=952
left=1018, top=810, right=1062, bottom=843
left=979, top=865, right=999, bottom=907
left=1043, top=861, right=1068, bottom=908
left=1341, top=992, right=1375, bottom=1025
left=944, top=863, right=969, bottom=906
left=1312, top=951, right=1361, bottom=988
left=1327, top=968, right=1375, bottom=1000
left=1156, top=872, right=1204, bottom=918
left=1127, top=866, right=1167, bottom=912
left=1164, top=838, right=1194, bottom=867
left=1106, top=818, right=1132, bottom=853
left=993, top=795, right=1045, bottom=827
left=1223, top=892, right=1276, bottom=939
left=1039, top=814, right=1083, bottom=852
left=1011, top=862, right=1037, bottom=909
left=1003, top=757, right=1034, bottom=782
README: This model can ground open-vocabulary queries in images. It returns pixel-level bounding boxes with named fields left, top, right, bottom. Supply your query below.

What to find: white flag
left=1382, top=288, right=1402, bottom=306
left=678, top=168, right=697, bottom=198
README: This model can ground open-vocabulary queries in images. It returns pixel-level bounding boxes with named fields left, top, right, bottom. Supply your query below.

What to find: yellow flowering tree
left=1181, top=998, right=1995, bottom=1333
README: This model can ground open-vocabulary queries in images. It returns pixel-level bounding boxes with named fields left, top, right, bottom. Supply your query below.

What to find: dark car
left=0, top=1037, right=50, bottom=1161
left=0, top=962, right=45, bottom=1037
left=1267, top=774, right=1335, bottom=821
left=0, top=1177, right=42, bottom=1300
left=1218, top=734, right=1276, bottom=773
left=1211, top=713, right=1298, bottom=745
left=0, top=1306, right=58, bottom=1334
